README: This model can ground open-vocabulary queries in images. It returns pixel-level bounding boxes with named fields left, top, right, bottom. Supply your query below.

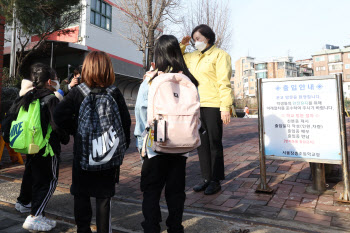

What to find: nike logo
left=10, top=122, right=23, bottom=147
left=89, top=137, right=120, bottom=165
left=89, top=126, right=120, bottom=166
left=10, top=134, right=20, bottom=147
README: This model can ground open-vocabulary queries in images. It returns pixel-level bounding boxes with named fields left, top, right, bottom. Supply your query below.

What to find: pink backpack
left=146, top=72, right=201, bottom=154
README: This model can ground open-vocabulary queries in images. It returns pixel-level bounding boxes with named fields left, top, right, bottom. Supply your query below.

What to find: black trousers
left=197, top=107, right=225, bottom=181
left=74, top=196, right=112, bottom=233
left=17, top=154, right=59, bottom=216
left=141, top=155, right=187, bottom=233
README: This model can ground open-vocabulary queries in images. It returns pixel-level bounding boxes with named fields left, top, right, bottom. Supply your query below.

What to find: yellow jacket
left=180, top=44, right=233, bottom=111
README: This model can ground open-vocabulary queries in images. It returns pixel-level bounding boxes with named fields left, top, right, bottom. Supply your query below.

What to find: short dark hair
left=73, top=65, right=82, bottom=76
left=191, top=24, right=216, bottom=44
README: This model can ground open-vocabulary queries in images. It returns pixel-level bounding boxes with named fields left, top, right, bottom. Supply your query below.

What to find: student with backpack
left=54, top=51, right=131, bottom=233
left=134, top=35, right=200, bottom=233
left=2, top=63, right=69, bottom=232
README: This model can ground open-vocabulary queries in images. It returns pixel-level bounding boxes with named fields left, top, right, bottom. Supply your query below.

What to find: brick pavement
left=2, top=117, right=350, bottom=230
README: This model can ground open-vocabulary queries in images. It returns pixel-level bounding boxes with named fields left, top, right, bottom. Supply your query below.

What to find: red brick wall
left=0, top=16, right=4, bottom=112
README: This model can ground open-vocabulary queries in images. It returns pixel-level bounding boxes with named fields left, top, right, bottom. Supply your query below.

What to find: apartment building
left=4, top=0, right=147, bottom=108
left=295, top=58, right=313, bottom=77
left=233, top=57, right=255, bottom=100
left=233, top=56, right=298, bottom=100
left=312, top=45, right=350, bottom=98
left=266, top=57, right=298, bottom=79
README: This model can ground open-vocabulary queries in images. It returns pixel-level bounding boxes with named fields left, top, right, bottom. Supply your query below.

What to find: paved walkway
left=1, top=117, right=350, bottom=232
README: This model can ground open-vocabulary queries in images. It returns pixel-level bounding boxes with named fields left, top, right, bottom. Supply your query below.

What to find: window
left=243, top=70, right=254, bottom=76
left=90, top=0, right=112, bottom=31
left=329, top=64, right=342, bottom=71
left=251, top=78, right=254, bottom=81
left=315, top=56, right=325, bottom=62
left=347, top=74, right=350, bottom=80
left=348, top=54, right=350, bottom=59
left=316, top=66, right=326, bottom=71
left=345, top=64, right=350, bottom=69
left=277, top=62, right=284, bottom=69
left=256, top=72, right=267, bottom=79
left=285, top=63, right=296, bottom=70
left=256, top=63, right=267, bottom=70
left=328, top=54, right=341, bottom=63
left=250, top=87, right=254, bottom=90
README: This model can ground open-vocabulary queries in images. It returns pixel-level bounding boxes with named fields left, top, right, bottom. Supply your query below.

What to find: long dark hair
left=152, top=35, right=198, bottom=87
left=18, top=63, right=54, bottom=111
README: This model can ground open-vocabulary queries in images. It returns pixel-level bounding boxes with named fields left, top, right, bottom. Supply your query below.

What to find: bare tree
left=1, top=0, right=83, bottom=78
left=180, top=0, right=232, bottom=51
left=116, top=0, right=180, bottom=71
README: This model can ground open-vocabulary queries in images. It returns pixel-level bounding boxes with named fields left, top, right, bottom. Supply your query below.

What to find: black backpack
left=77, top=83, right=127, bottom=171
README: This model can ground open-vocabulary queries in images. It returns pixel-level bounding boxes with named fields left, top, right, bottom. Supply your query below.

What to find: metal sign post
left=336, top=74, right=350, bottom=202
left=256, top=78, right=273, bottom=193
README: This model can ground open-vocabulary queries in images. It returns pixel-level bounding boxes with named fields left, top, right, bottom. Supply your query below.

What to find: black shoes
left=193, top=180, right=221, bottom=195
left=204, top=181, right=221, bottom=195
left=193, top=180, right=210, bottom=192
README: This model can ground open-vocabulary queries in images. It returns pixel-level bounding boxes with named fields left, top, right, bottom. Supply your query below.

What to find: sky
left=167, top=0, right=350, bottom=68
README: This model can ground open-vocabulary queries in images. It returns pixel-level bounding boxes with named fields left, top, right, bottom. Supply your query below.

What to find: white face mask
left=195, top=41, right=207, bottom=52
left=51, top=80, right=60, bottom=91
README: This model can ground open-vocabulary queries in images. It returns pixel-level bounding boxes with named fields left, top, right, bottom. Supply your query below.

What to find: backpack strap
left=77, top=83, right=91, bottom=97
left=40, top=94, right=56, bottom=106
left=77, top=83, right=116, bottom=96
left=105, top=85, right=116, bottom=95
left=39, top=94, right=56, bottom=157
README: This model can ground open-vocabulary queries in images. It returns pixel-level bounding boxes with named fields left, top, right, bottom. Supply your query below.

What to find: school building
left=3, top=0, right=146, bottom=109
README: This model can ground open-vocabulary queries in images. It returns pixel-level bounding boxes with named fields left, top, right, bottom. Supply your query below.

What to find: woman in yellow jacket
left=181, top=24, right=233, bottom=195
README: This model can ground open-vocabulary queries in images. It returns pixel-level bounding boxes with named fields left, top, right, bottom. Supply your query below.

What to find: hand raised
left=69, top=77, right=79, bottom=88
left=181, top=36, right=191, bottom=46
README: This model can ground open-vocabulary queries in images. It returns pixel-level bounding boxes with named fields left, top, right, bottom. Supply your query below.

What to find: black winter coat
left=53, top=85, right=131, bottom=198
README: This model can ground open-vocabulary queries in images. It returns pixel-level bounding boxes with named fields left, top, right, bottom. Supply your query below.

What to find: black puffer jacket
left=53, top=85, right=131, bottom=198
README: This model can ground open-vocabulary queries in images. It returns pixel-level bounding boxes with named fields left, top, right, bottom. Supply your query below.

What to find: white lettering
left=92, top=137, right=103, bottom=158
left=108, top=127, right=117, bottom=146
left=101, top=131, right=109, bottom=154
left=91, top=127, right=118, bottom=159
